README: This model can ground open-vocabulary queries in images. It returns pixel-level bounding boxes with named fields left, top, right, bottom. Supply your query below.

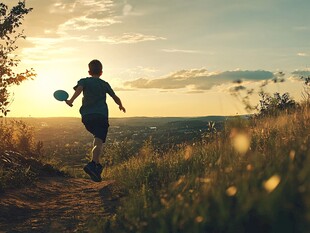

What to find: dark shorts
left=82, top=114, right=109, bottom=142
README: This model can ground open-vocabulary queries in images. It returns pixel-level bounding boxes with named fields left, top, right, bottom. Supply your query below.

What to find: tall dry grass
left=100, top=105, right=309, bottom=233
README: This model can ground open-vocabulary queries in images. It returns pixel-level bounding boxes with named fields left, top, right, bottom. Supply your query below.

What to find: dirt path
left=0, top=177, right=117, bottom=233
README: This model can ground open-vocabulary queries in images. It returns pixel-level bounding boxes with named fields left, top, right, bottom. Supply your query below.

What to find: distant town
left=5, top=116, right=230, bottom=149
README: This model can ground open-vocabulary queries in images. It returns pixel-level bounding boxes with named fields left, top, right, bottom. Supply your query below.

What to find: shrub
left=0, top=120, right=43, bottom=157
left=257, top=92, right=298, bottom=117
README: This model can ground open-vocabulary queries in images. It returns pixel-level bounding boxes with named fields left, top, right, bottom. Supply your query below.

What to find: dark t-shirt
left=74, top=77, right=115, bottom=117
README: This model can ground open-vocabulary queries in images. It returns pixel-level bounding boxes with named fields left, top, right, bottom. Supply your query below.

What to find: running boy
left=66, top=59, right=126, bottom=182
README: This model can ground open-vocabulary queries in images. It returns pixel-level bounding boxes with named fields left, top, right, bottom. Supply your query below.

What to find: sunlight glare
left=184, top=145, right=193, bottom=160
left=289, top=150, right=295, bottom=161
left=263, top=175, right=281, bottom=193
left=226, top=186, right=237, bottom=196
left=195, top=216, right=204, bottom=223
left=231, top=132, right=251, bottom=155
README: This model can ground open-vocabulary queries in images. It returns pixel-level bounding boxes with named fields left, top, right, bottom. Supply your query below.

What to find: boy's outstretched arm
left=112, top=94, right=126, bottom=113
left=66, top=85, right=83, bottom=107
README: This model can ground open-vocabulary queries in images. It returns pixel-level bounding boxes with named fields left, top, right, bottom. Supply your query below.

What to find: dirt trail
left=0, top=177, right=117, bottom=233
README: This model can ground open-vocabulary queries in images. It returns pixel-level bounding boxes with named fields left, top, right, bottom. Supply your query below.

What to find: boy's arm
left=112, top=94, right=126, bottom=113
left=66, top=85, right=83, bottom=107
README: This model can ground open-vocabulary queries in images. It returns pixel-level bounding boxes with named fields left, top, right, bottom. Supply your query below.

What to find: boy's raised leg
left=92, top=137, right=103, bottom=164
left=83, top=137, right=104, bottom=182
left=83, top=161, right=101, bottom=182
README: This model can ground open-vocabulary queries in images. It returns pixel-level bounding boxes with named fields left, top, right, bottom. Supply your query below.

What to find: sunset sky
left=4, top=0, right=310, bottom=117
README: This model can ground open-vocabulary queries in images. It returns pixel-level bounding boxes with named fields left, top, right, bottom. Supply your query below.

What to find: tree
left=0, top=1, right=36, bottom=116
left=257, top=91, right=297, bottom=117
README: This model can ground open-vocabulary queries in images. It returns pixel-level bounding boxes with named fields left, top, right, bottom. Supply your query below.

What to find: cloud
left=27, top=32, right=164, bottom=44
left=22, top=31, right=164, bottom=62
left=97, top=33, right=166, bottom=44
left=186, top=90, right=205, bottom=94
left=127, top=66, right=158, bottom=74
left=293, top=26, right=309, bottom=31
left=122, top=66, right=158, bottom=78
left=123, top=3, right=133, bottom=16
left=55, top=0, right=119, bottom=35
left=25, top=0, right=116, bottom=37
left=20, top=37, right=76, bottom=62
left=20, top=36, right=81, bottom=63
left=161, top=49, right=203, bottom=54
left=124, top=69, right=275, bottom=91
left=20, top=0, right=165, bottom=62
left=113, top=87, right=136, bottom=92
left=58, top=16, right=121, bottom=33
left=49, top=1, right=78, bottom=13
left=291, top=69, right=310, bottom=77
left=297, top=52, right=308, bottom=57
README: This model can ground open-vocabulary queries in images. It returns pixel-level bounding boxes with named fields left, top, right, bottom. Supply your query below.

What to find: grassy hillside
left=1, top=94, right=309, bottom=232
left=100, top=105, right=309, bottom=233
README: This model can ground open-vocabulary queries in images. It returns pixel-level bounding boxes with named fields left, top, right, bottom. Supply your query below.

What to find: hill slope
left=0, top=177, right=115, bottom=232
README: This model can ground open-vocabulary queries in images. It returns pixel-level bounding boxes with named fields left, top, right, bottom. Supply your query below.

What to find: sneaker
left=83, top=161, right=102, bottom=182
left=96, top=163, right=103, bottom=177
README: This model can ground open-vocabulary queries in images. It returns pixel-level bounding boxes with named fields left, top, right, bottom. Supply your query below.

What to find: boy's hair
left=88, top=59, right=103, bottom=75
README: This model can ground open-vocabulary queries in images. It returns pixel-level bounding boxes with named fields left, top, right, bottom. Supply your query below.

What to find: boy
left=66, top=59, right=126, bottom=182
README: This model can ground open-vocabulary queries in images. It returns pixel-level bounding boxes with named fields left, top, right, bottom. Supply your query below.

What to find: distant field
left=2, top=116, right=228, bottom=172
left=5, top=115, right=229, bottom=144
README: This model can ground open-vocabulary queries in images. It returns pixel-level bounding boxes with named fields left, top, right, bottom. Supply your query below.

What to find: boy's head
left=88, top=59, right=103, bottom=76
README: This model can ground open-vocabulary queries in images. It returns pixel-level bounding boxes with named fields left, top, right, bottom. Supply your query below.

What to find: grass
left=0, top=96, right=309, bottom=232
left=0, top=120, right=64, bottom=193
left=101, top=105, right=310, bottom=233
left=0, top=164, right=37, bottom=192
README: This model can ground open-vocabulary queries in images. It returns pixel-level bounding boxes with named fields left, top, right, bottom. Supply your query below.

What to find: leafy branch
left=0, top=1, right=36, bottom=116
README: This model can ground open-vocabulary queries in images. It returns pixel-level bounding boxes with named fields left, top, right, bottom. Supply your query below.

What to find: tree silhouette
left=0, top=1, right=36, bottom=116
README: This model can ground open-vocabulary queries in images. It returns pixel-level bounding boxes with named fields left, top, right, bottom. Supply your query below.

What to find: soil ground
left=0, top=177, right=117, bottom=233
